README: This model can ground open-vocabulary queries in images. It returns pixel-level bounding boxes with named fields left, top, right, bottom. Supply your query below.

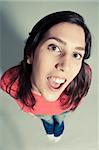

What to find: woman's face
left=29, top=22, right=85, bottom=101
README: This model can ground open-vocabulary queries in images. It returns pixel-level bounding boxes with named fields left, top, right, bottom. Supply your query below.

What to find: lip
left=47, top=76, right=67, bottom=92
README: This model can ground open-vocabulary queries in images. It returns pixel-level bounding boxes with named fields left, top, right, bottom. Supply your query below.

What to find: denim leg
left=53, top=112, right=68, bottom=137
left=36, top=115, right=54, bottom=134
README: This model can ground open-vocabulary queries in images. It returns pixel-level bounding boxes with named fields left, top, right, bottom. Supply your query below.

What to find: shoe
left=53, top=134, right=63, bottom=142
left=47, top=134, right=54, bottom=141
left=47, top=134, right=63, bottom=142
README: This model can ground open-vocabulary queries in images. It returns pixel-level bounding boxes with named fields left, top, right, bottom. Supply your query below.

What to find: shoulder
left=0, top=65, right=20, bottom=92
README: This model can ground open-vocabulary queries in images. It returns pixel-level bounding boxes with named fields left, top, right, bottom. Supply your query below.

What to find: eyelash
left=48, top=44, right=61, bottom=53
left=73, top=52, right=83, bottom=60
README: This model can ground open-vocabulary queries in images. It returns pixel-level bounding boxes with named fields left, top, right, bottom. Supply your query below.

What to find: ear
left=27, top=55, right=33, bottom=64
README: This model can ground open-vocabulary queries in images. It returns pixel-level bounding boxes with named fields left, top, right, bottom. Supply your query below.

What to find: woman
left=0, top=11, right=92, bottom=142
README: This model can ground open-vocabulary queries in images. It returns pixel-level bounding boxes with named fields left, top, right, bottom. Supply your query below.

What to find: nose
left=55, top=62, right=64, bottom=72
left=55, top=56, right=71, bottom=72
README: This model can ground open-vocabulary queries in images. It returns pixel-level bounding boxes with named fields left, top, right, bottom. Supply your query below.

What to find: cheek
left=36, top=56, right=54, bottom=75
left=71, top=64, right=82, bottom=78
left=33, top=58, right=49, bottom=79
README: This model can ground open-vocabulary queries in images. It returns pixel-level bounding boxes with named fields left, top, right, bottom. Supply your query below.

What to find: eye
left=48, top=44, right=61, bottom=53
left=73, top=52, right=83, bottom=60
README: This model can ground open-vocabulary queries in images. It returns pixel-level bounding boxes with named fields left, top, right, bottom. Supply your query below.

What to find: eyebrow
left=45, top=36, right=85, bottom=51
left=46, top=36, right=66, bottom=46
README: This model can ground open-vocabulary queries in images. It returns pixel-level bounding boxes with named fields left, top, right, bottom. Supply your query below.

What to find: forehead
left=48, top=22, right=83, bottom=31
left=43, top=22, right=85, bottom=46
left=46, top=22, right=84, bottom=36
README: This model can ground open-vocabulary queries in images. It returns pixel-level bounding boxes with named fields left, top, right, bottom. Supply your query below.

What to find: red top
left=0, top=67, right=75, bottom=115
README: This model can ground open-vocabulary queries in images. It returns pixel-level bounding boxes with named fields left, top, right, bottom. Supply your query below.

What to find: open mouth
left=47, top=76, right=66, bottom=90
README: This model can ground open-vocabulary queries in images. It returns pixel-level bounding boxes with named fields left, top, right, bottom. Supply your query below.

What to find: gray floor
left=0, top=89, right=97, bottom=150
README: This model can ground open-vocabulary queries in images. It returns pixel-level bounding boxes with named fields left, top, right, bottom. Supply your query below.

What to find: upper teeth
left=48, top=76, right=66, bottom=84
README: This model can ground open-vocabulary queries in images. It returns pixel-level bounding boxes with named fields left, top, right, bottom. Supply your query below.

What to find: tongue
left=48, top=78, right=61, bottom=89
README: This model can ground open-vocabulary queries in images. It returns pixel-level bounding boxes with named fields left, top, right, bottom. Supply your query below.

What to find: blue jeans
left=36, top=112, right=68, bottom=137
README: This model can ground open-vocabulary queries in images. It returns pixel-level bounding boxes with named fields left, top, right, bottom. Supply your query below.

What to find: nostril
left=55, top=63, right=64, bottom=72
left=60, top=68, right=64, bottom=72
